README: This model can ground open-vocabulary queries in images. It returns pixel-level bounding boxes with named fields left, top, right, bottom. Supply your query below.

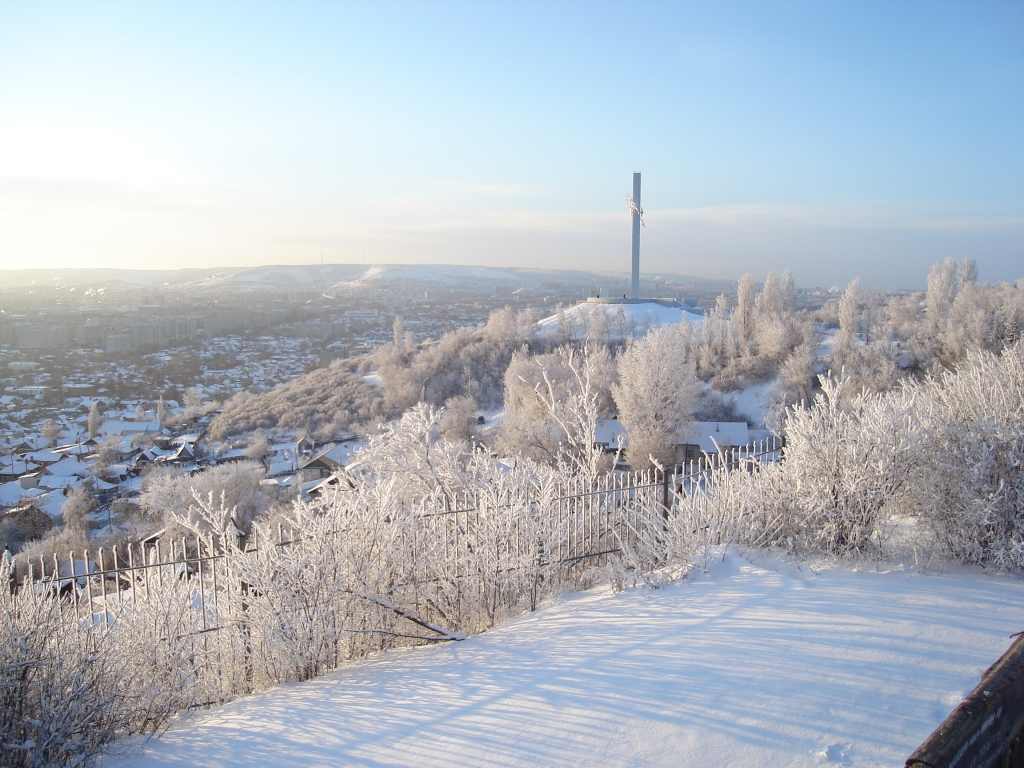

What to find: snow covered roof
left=46, top=456, right=90, bottom=477
left=0, top=459, right=40, bottom=474
left=316, top=441, right=365, bottom=467
left=22, top=450, right=63, bottom=464
left=19, top=436, right=53, bottom=451
left=684, top=421, right=750, bottom=453
left=595, top=419, right=749, bottom=453
left=52, top=442, right=91, bottom=457
left=267, top=460, right=300, bottom=477
left=37, top=475, right=84, bottom=491
left=594, top=420, right=627, bottom=448
left=35, top=490, right=69, bottom=518
left=0, top=481, right=29, bottom=507
left=98, top=420, right=162, bottom=436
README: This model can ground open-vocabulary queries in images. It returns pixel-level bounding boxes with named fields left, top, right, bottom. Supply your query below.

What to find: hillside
left=0, top=264, right=731, bottom=295
left=109, top=552, right=1024, bottom=768
left=207, top=362, right=384, bottom=440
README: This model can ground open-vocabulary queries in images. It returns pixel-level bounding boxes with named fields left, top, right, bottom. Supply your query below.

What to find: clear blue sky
left=1, top=1, right=1021, bottom=288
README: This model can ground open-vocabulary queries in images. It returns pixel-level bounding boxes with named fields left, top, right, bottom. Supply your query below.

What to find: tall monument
left=558, top=170, right=701, bottom=339
left=628, top=172, right=643, bottom=298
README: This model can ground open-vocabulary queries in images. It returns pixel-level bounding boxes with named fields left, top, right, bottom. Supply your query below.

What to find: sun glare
left=0, top=119, right=190, bottom=187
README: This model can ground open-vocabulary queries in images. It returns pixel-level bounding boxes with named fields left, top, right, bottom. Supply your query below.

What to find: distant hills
left=0, top=263, right=733, bottom=293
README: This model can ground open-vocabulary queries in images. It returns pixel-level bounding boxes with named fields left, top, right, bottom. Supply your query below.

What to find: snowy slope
left=109, top=553, right=1024, bottom=768
left=537, top=300, right=704, bottom=340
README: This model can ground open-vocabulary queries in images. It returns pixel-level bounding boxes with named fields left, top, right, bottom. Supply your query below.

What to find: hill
left=0, top=264, right=732, bottom=295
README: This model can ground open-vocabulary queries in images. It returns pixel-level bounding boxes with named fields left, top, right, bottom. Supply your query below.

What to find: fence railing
left=906, top=630, right=1024, bottom=768
left=11, top=436, right=783, bottom=704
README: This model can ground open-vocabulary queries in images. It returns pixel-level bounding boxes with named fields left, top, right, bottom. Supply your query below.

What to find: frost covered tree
left=736, top=272, right=756, bottom=348
left=926, top=257, right=960, bottom=335
left=613, top=326, right=700, bottom=470
left=834, top=278, right=860, bottom=356
left=60, top=485, right=96, bottom=533
left=774, top=341, right=818, bottom=407
left=498, top=345, right=615, bottom=472
left=87, top=402, right=101, bottom=439
left=439, top=395, right=478, bottom=444
left=140, top=462, right=271, bottom=537
left=244, top=430, right=270, bottom=461
left=497, top=345, right=613, bottom=476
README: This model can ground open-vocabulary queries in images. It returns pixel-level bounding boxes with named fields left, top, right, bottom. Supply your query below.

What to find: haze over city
left=1, top=1, right=1021, bottom=289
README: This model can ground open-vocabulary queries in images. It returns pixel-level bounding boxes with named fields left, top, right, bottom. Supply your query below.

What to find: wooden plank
left=907, top=632, right=1024, bottom=768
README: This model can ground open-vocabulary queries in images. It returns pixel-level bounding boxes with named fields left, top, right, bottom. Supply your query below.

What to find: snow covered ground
left=108, top=553, right=1024, bottom=768
left=536, top=300, right=704, bottom=340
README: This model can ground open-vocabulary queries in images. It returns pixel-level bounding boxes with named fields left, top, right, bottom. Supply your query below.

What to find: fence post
left=661, top=469, right=670, bottom=520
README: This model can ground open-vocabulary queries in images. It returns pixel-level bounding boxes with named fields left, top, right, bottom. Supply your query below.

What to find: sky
left=0, top=1, right=1021, bottom=289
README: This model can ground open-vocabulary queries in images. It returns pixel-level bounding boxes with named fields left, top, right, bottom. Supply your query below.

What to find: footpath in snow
left=108, top=553, right=1024, bottom=768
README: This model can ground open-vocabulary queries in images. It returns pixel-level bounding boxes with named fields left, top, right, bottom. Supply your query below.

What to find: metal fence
left=13, top=436, right=783, bottom=701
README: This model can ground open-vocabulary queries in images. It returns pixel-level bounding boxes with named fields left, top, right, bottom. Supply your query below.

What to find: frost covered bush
left=909, top=343, right=1024, bottom=567
left=768, top=374, right=922, bottom=557
left=668, top=343, right=1024, bottom=567
left=162, top=403, right=570, bottom=687
left=373, top=307, right=541, bottom=415
left=661, top=374, right=920, bottom=561
left=139, top=462, right=272, bottom=536
left=0, top=558, right=205, bottom=767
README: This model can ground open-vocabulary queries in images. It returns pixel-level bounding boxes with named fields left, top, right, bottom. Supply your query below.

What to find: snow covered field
left=109, top=553, right=1024, bottom=768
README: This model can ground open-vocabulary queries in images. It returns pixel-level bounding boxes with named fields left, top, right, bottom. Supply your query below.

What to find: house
left=305, top=475, right=349, bottom=499
left=98, top=420, right=162, bottom=437
left=17, top=471, right=42, bottom=489
left=297, top=452, right=343, bottom=483
left=46, top=456, right=91, bottom=478
left=296, top=440, right=364, bottom=483
left=296, top=435, right=316, bottom=458
left=0, top=457, right=40, bottom=484
left=679, top=422, right=751, bottom=459
left=594, top=419, right=751, bottom=467
left=22, top=449, right=64, bottom=466
left=135, top=446, right=174, bottom=466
